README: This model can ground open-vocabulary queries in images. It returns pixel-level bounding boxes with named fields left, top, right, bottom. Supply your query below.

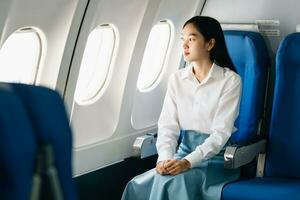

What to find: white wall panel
left=65, top=0, right=155, bottom=176
left=66, top=0, right=150, bottom=148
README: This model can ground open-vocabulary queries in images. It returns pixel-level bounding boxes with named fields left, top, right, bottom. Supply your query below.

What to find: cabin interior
left=0, top=0, right=300, bottom=199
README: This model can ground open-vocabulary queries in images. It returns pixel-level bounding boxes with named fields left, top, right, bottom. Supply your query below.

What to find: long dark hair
left=183, top=16, right=236, bottom=72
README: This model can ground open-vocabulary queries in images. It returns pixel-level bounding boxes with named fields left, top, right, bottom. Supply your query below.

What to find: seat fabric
left=11, top=84, right=77, bottom=200
left=0, top=85, right=36, bottom=200
left=224, top=30, right=269, bottom=144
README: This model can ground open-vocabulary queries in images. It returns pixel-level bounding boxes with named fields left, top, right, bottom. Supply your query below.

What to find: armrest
left=133, top=133, right=157, bottom=159
left=224, top=139, right=267, bottom=169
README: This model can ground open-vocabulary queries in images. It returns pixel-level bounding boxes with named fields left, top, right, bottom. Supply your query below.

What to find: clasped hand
left=156, top=159, right=191, bottom=176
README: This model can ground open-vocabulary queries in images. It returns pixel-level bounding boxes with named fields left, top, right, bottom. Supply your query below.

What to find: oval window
left=0, top=28, right=42, bottom=84
left=75, top=25, right=116, bottom=105
left=137, top=21, right=172, bottom=91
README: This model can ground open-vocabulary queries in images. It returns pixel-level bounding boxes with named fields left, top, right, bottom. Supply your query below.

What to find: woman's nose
left=182, top=41, right=188, bottom=49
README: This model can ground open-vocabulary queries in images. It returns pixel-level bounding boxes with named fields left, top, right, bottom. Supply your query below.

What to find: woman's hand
left=164, top=159, right=191, bottom=176
left=156, top=160, right=170, bottom=175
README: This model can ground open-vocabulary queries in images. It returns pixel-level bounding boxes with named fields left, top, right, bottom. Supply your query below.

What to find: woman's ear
left=207, top=38, right=216, bottom=51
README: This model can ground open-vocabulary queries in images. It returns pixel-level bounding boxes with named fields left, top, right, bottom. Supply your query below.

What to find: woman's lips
left=184, top=52, right=190, bottom=56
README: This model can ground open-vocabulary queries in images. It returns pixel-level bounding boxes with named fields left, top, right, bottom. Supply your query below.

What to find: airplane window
left=75, top=25, right=116, bottom=105
left=137, top=21, right=172, bottom=92
left=0, top=28, right=41, bottom=84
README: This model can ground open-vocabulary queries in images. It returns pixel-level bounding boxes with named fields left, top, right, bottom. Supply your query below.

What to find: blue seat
left=11, top=84, right=77, bottom=200
left=0, top=84, right=37, bottom=200
left=224, top=30, right=269, bottom=144
left=222, top=32, right=300, bottom=200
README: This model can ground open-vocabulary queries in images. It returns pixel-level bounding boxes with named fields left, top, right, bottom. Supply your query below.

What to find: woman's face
left=181, top=23, right=212, bottom=62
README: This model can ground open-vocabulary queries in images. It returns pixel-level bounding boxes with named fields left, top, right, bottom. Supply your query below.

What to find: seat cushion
left=222, top=178, right=300, bottom=200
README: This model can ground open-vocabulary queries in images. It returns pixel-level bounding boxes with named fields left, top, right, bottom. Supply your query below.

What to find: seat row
left=1, top=30, right=300, bottom=200
left=221, top=31, right=300, bottom=199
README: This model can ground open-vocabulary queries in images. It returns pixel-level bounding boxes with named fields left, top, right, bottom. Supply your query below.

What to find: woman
left=122, top=16, right=242, bottom=200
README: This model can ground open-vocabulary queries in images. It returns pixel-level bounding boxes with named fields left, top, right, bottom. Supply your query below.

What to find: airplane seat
left=224, top=30, right=269, bottom=145
left=221, top=30, right=269, bottom=179
left=222, top=32, right=300, bottom=200
left=0, top=84, right=37, bottom=200
left=11, top=84, right=77, bottom=200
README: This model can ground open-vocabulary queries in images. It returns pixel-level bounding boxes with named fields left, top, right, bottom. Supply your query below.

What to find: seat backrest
left=0, top=84, right=36, bottom=200
left=265, top=32, right=300, bottom=178
left=11, top=84, right=77, bottom=200
left=224, top=31, right=269, bottom=144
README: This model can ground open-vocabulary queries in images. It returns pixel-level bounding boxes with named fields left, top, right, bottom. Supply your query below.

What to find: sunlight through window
left=75, top=25, right=116, bottom=105
left=137, top=21, right=172, bottom=92
left=0, top=28, right=41, bottom=84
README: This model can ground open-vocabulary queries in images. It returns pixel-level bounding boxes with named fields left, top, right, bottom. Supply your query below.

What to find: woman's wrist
left=182, top=159, right=191, bottom=169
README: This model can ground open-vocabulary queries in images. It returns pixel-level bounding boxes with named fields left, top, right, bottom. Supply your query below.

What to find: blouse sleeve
left=184, top=74, right=242, bottom=168
left=156, top=74, right=180, bottom=163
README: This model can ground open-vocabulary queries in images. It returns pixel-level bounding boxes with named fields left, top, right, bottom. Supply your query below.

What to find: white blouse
left=156, top=63, right=242, bottom=168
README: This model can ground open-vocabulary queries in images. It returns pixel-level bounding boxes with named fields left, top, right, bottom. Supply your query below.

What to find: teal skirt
left=121, top=130, right=240, bottom=200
